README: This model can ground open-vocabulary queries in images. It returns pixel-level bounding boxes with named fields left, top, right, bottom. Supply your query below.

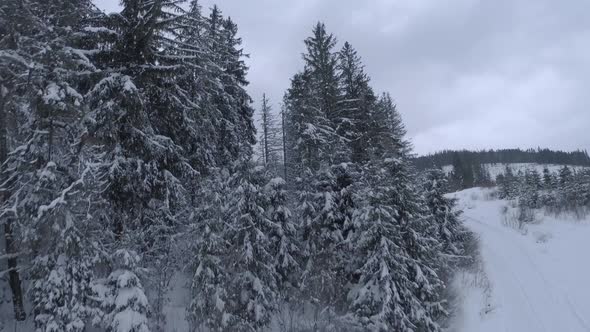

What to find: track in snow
left=450, top=188, right=590, bottom=332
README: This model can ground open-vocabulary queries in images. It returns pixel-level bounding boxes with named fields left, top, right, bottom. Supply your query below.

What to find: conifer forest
left=2, top=1, right=590, bottom=332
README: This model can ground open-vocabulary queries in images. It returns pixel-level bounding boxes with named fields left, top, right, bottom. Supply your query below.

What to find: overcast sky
left=93, top=0, right=590, bottom=155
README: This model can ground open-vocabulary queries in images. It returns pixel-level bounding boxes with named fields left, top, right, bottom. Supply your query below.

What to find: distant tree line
left=413, top=148, right=590, bottom=191
left=447, top=156, right=494, bottom=191
left=413, top=148, right=590, bottom=170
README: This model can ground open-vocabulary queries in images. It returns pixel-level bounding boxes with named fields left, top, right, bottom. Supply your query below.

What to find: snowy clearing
left=448, top=187, right=590, bottom=332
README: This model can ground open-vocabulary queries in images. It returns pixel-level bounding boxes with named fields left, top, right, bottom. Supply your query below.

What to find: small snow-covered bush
left=544, top=204, right=590, bottom=220
left=483, top=189, right=498, bottom=201
left=533, top=231, right=551, bottom=243
left=517, top=205, right=535, bottom=225
left=500, top=205, right=509, bottom=217
left=103, top=250, right=150, bottom=332
left=501, top=202, right=537, bottom=232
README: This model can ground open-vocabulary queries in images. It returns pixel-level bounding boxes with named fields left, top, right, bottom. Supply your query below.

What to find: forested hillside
left=413, top=148, right=590, bottom=191
left=0, top=1, right=472, bottom=331
left=414, top=148, right=590, bottom=170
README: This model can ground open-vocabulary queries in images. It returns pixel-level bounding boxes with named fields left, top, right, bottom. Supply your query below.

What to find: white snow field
left=448, top=187, right=590, bottom=332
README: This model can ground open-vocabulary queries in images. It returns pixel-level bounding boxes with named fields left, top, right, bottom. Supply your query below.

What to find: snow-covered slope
left=442, top=163, right=588, bottom=180
left=448, top=188, right=590, bottom=332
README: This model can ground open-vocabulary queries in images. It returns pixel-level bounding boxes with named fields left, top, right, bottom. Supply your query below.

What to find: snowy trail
left=450, top=188, right=590, bottom=332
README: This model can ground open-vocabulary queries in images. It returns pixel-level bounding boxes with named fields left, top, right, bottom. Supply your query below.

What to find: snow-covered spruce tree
left=539, top=167, right=556, bottom=207
left=366, top=93, right=411, bottom=161
left=222, top=161, right=279, bottom=330
left=174, top=0, right=225, bottom=175
left=86, top=69, right=188, bottom=330
left=344, top=162, right=414, bottom=331
left=557, top=166, right=576, bottom=208
left=0, top=0, right=39, bottom=320
left=303, top=23, right=344, bottom=163
left=387, top=164, right=445, bottom=331
left=473, top=163, right=492, bottom=187
left=446, top=153, right=464, bottom=191
left=449, top=153, right=475, bottom=190
left=299, top=166, right=355, bottom=317
left=559, top=165, right=573, bottom=187
left=189, top=164, right=285, bottom=331
left=291, top=163, right=358, bottom=327
left=209, top=7, right=257, bottom=164
left=345, top=159, right=444, bottom=332
left=337, top=42, right=376, bottom=164
left=31, top=226, right=96, bottom=332
left=498, top=165, right=518, bottom=199
left=265, top=176, right=300, bottom=290
left=542, top=167, right=557, bottom=190
left=303, top=23, right=339, bottom=120
left=283, top=23, right=341, bottom=179
left=520, top=169, right=541, bottom=208
left=85, top=1, right=227, bottom=328
left=283, top=70, right=330, bottom=178
left=573, top=169, right=590, bottom=208
left=535, top=167, right=590, bottom=215
left=187, top=169, right=232, bottom=330
left=102, top=250, right=150, bottom=332
left=423, top=169, right=469, bottom=264
left=0, top=0, right=105, bottom=327
left=26, top=163, right=103, bottom=332
left=190, top=165, right=296, bottom=331
left=344, top=103, right=445, bottom=331
left=295, top=168, right=318, bottom=265
left=331, top=163, right=359, bottom=243
left=87, top=0, right=201, bottom=250
left=529, top=169, right=542, bottom=191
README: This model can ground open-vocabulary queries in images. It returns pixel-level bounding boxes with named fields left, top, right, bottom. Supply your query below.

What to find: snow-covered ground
left=448, top=187, right=590, bottom=332
left=442, top=163, right=588, bottom=180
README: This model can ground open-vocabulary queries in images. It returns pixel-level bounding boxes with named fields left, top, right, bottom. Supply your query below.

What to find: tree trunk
left=281, top=107, right=288, bottom=181
left=262, top=94, right=269, bottom=167
left=3, top=223, right=25, bottom=320
left=0, top=84, right=26, bottom=321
